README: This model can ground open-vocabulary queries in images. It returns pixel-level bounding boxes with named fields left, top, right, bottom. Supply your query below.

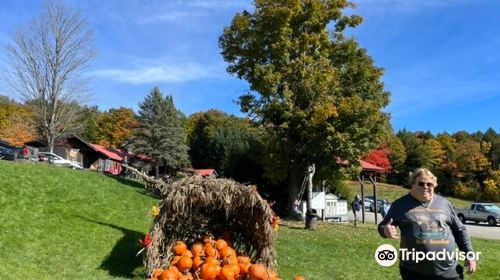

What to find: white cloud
left=349, top=0, right=474, bottom=17
left=92, top=62, right=224, bottom=85
left=187, top=0, right=251, bottom=10
left=137, top=11, right=204, bottom=24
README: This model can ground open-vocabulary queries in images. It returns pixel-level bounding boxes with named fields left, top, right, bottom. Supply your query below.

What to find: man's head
left=409, top=168, right=437, bottom=202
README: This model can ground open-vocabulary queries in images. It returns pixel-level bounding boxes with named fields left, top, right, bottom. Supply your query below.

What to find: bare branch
left=3, top=0, right=95, bottom=152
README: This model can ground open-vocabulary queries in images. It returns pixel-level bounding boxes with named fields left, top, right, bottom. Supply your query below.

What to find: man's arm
left=449, top=203, right=473, bottom=252
left=378, top=205, right=398, bottom=239
left=448, top=202, right=477, bottom=274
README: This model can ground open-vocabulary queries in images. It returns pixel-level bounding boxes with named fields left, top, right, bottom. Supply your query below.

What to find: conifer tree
left=133, top=87, right=189, bottom=177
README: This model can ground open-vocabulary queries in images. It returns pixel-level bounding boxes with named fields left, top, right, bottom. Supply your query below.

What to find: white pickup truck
left=455, top=203, right=500, bottom=226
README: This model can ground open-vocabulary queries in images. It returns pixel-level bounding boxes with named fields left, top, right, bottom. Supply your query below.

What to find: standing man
left=352, top=195, right=361, bottom=227
left=378, top=168, right=477, bottom=279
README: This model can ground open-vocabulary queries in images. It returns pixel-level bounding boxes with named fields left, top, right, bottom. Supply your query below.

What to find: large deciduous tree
left=133, top=87, right=189, bottom=177
left=220, top=0, right=390, bottom=212
left=3, top=0, right=95, bottom=152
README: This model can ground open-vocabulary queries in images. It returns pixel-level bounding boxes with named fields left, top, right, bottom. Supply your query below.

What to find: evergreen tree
left=133, top=87, right=189, bottom=177
left=186, top=110, right=264, bottom=183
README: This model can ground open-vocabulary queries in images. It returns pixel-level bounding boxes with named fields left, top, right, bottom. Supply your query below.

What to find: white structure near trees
left=300, top=192, right=348, bottom=222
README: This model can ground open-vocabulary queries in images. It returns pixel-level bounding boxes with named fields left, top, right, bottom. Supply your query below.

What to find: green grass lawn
left=1, top=161, right=498, bottom=279
left=276, top=221, right=500, bottom=280
left=0, top=160, right=157, bottom=279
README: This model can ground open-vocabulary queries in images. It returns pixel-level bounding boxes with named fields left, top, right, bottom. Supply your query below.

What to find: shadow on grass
left=104, top=174, right=161, bottom=199
left=76, top=216, right=145, bottom=278
left=279, top=222, right=305, bottom=230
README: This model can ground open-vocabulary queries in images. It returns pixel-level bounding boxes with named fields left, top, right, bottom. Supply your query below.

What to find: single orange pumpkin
left=219, top=265, right=235, bottom=280
left=192, top=256, right=203, bottom=270
left=191, top=242, right=204, bottom=256
left=215, top=239, right=228, bottom=251
left=200, top=263, right=219, bottom=280
left=172, top=241, right=188, bottom=256
left=248, top=264, right=268, bottom=280
left=176, top=255, right=193, bottom=271
left=159, top=269, right=178, bottom=280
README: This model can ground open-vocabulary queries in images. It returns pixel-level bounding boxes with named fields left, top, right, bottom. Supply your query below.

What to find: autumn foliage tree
left=220, top=0, right=390, bottom=212
left=363, top=146, right=392, bottom=173
left=95, top=107, right=137, bottom=148
left=0, top=96, right=37, bottom=145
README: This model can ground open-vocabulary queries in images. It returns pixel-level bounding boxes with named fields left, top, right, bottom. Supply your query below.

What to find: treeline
left=363, top=129, right=500, bottom=202
left=2, top=91, right=498, bottom=204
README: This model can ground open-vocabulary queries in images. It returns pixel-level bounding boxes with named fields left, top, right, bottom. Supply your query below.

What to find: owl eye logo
left=375, top=244, right=398, bottom=267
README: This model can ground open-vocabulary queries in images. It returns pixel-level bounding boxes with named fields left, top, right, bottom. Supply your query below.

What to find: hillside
left=0, top=161, right=158, bottom=279
left=346, top=181, right=473, bottom=208
left=1, top=161, right=495, bottom=279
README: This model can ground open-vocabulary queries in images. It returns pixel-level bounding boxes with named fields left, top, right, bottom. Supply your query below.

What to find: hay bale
left=144, top=175, right=277, bottom=274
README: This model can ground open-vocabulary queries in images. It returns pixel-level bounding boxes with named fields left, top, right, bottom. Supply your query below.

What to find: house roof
left=90, top=144, right=123, bottom=162
left=194, top=169, right=217, bottom=176
left=359, top=160, right=385, bottom=172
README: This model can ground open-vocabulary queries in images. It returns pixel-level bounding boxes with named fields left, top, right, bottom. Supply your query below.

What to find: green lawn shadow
left=104, top=174, right=161, bottom=199
left=76, top=216, right=145, bottom=278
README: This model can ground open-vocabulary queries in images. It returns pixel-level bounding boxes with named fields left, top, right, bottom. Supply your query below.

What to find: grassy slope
left=276, top=221, right=500, bottom=280
left=346, top=181, right=473, bottom=208
left=1, top=161, right=497, bottom=280
left=0, top=161, right=157, bottom=279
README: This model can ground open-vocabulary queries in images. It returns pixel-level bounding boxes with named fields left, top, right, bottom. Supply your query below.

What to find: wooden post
left=368, top=175, right=378, bottom=225
left=321, top=180, right=326, bottom=222
left=358, top=175, right=365, bottom=224
left=305, top=164, right=317, bottom=229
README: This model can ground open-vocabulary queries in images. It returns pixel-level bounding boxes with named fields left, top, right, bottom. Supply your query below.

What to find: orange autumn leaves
left=148, top=237, right=305, bottom=280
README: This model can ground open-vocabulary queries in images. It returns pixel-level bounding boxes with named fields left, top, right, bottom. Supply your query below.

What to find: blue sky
left=0, top=0, right=499, bottom=134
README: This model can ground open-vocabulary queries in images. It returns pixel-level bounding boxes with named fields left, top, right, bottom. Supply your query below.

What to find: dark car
left=0, top=145, right=16, bottom=160
left=370, top=198, right=388, bottom=213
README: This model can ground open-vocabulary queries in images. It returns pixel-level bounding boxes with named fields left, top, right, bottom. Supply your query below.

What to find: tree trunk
left=287, top=161, right=300, bottom=217
left=48, top=133, right=55, bottom=153
left=306, top=164, right=315, bottom=214
left=155, top=163, right=160, bottom=178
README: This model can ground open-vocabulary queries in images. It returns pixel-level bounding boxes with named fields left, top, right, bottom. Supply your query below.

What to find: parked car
left=363, top=197, right=373, bottom=209
left=455, top=203, right=500, bottom=226
left=38, top=152, right=83, bottom=169
left=0, top=145, right=15, bottom=160
left=370, top=198, right=387, bottom=213
left=0, top=142, right=23, bottom=161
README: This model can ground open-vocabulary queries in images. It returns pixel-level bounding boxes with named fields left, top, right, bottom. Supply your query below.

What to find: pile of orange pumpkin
left=147, top=236, right=305, bottom=280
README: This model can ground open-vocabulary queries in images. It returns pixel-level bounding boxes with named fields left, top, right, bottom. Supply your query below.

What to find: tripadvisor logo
left=374, top=244, right=482, bottom=267
left=375, top=244, right=398, bottom=267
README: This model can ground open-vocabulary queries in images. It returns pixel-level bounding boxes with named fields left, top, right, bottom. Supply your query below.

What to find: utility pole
left=305, top=164, right=317, bottom=229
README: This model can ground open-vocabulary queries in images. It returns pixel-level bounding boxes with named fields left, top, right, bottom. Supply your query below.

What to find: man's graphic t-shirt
left=378, top=194, right=473, bottom=277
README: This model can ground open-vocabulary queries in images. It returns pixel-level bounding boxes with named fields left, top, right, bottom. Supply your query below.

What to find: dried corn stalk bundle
left=144, top=175, right=277, bottom=275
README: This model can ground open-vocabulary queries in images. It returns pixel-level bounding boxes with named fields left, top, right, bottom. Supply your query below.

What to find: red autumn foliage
left=363, top=147, right=392, bottom=173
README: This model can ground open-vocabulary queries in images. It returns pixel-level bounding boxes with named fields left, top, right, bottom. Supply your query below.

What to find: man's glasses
left=418, top=181, right=434, bottom=187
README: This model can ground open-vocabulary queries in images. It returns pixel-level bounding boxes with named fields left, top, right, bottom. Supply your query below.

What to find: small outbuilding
left=300, top=192, right=348, bottom=222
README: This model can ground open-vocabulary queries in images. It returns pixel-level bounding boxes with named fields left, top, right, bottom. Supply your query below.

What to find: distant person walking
left=352, top=195, right=361, bottom=226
